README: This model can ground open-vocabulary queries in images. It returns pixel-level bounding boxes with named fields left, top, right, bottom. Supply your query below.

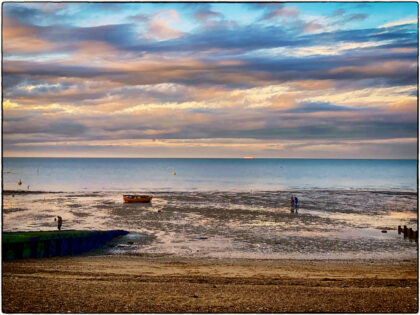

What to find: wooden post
left=409, top=228, right=414, bottom=239
left=403, top=226, right=408, bottom=238
left=398, top=226, right=402, bottom=234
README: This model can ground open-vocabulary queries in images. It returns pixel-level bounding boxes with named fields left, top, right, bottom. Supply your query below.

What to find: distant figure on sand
left=55, top=216, right=63, bottom=231
left=290, top=195, right=295, bottom=212
left=294, top=196, right=299, bottom=212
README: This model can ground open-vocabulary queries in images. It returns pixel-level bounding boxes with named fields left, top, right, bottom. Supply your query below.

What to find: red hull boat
left=123, top=195, right=153, bottom=203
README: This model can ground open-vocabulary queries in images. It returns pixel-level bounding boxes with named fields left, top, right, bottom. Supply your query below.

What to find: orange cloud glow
left=3, top=16, right=57, bottom=53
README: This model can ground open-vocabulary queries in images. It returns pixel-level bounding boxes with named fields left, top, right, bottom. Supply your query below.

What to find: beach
left=2, top=255, right=418, bottom=313
left=2, top=158, right=418, bottom=312
left=3, top=189, right=418, bottom=312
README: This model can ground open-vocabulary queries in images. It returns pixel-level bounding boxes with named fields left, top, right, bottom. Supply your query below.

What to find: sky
left=2, top=2, right=418, bottom=158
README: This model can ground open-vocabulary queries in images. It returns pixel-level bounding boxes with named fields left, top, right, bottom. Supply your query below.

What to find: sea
left=2, top=158, right=418, bottom=260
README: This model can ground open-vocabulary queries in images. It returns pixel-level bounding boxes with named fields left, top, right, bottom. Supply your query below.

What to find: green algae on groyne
left=2, top=230, right=128, bottom=260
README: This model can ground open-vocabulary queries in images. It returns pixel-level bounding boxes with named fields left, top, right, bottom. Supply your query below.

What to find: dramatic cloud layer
left=2, top=2, right=418, bottom=158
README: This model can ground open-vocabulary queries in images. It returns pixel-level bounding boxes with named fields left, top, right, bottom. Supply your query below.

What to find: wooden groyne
left=398, top=225, right=418, bottom=242
left=2, top=230, right=128, bottom=260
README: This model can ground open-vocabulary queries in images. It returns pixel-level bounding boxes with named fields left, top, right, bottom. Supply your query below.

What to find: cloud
left=303, top=21, right=323, bottom=33
left=2, top=15, right=58, bottom=54
left=329, top=60, right=416, bottom=79
left=3, top=4, right=46, bottom=23
left=2, top=3, right=418, bottom=158
left=4, top=118, right=87, bottom=136
left=333, top=13, right=368, bottom=25
left=380, top=19, right=417, bottom=28
left=285, top=101, right=361, bottom=113
left=345, top=13, right=368, bottom=22
left=128, top=13, right=149, bottom=23
left=47, top=121, right=88, bottom=135
left=259, top=5, right=300, bottom=21
left=4, top=136, right=417, bottom=159
left=331, top=9, right=345, bottom=17
left=194, top=9, right=224, bottom=26
left=25, top=3, right=68, bottom=13
left=145, top=10, right=185, bottom=40
left=4, top=42, right=416, bottom=94
left=4, top=9, right=416, bottom=63
left=3, top=3, right=75, bottom=26
left=387, top=99, right=418, bottom=112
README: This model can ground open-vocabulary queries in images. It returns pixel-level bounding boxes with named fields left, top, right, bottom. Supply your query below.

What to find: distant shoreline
left=3, top=156, right=418, bottom=160
left=3, top=190, right=62, bottom=195
left=3, top=189, right=418, bottom=195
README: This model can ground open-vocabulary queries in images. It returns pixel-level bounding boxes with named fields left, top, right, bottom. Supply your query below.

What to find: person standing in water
left=55, top=216, right=63, bottom=231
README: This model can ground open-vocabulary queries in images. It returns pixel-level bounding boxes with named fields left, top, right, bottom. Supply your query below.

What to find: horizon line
left=2, top=156, right=418, bottom=160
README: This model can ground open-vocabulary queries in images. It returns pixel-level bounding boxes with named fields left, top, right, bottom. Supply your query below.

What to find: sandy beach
left=2, top=254, right=418, bottom=313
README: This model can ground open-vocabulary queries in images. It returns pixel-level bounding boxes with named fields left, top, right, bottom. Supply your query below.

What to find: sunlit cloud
left=3, top=100, right=20, bottom=109
left=379, top=19, right=417, bottom=28
left=306, top=85, right=417, bottom=108
left=145, top=10, right=185, bottom=40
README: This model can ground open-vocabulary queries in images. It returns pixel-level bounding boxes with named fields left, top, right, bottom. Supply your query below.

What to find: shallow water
left=3, top=190, right=417, bottom=260
left=3, top=158, right=417, bottom=192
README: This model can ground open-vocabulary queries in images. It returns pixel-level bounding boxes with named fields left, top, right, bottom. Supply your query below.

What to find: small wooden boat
left=123, top=194, right=153, bottom=203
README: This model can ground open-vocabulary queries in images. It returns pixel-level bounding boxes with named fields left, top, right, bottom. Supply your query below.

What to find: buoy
left=173, top=171, right=176, bottom=175
left=18, top=179, right=22, bottom=185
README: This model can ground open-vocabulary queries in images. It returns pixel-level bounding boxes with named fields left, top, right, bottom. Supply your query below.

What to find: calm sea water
left=3, top=158, right=418, bottom=260
left=3, top=158, right=417, bottom=192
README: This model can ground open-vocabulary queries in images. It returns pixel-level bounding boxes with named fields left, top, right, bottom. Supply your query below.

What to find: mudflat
left=2, top=255, right=418, bottom=313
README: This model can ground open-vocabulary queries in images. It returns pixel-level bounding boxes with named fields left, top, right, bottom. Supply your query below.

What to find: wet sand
left=3, top=190, right=418, bottom=260
left=2, top=255, right=418, bottom=313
